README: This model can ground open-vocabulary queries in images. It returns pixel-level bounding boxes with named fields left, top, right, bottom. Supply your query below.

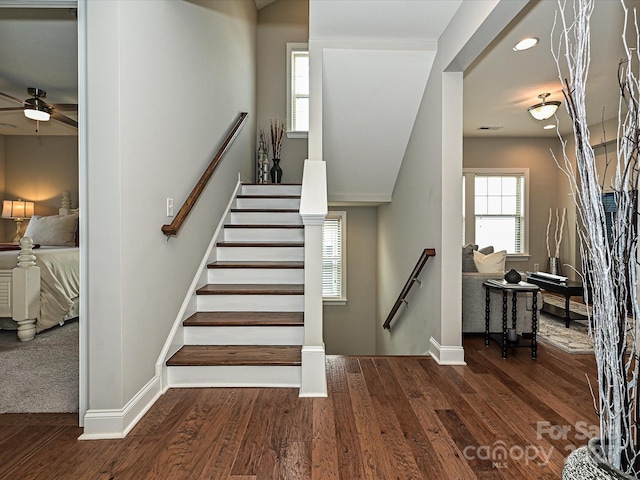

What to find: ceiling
left=464, top=0, right=639, bottom=138
left=0, top=7, right=77, bottom=136
left=0, top=0, right=635, bottom=139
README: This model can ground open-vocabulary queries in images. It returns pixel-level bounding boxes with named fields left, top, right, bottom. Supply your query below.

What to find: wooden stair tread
left=208, top=261, right=304, bottom=269
left=236, top=195, right=301, bottom=199
left=224, top=224, right=303, bottom=229
left=216, top=241, right=304, bottom=247
left=167, top=345, right=302, bottom=366
left=230, top=208, right=299, bottom=213
left=243, top=183, right=301, bottom=186
left=184, top=311, right=304, bottom=326
left=196, top=284, right=304, bottom=295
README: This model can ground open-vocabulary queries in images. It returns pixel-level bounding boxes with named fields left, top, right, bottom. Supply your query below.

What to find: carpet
left=536, top=294, right=592, bottom=354
left=0, top=320, right=78, bottom=413
left=537, top=312, right=593, bottom=354
left=542, top=293, right=591, bottom=316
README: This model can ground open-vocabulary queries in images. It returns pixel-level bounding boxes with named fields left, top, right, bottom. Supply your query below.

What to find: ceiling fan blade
left=50, top=103, right=78, bottom=112
left=0, top=107, right=24, bottom=112
left=50, top=111, right=78, bottom=128
left=0, top=91, right=25, bottom=106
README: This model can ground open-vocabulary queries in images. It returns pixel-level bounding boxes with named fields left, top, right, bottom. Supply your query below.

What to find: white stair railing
left=298, top=159, right=328, bottom=397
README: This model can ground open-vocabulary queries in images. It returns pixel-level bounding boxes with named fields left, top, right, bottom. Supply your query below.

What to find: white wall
left=323, top=206, right=377, bottom=355
left=375, top=0, right=527, bottom=357
left=85, top=0, right=256, bottom=410
left=257, top=0, right=308, bottom=184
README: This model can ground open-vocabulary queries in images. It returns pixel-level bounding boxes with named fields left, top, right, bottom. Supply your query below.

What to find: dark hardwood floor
left=0, top=336, right=598, bottom=479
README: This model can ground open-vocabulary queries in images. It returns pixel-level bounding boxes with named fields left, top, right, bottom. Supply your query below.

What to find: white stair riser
left=217, top=246, right=304, bottom=262
left=197, top=294, right=304, bottom=312
left=207, top=268, right=303, bottom=284
left=167, top=365, right=301, bottom=388
left=223, top=228, right=304, bottom=242
left=184, top=326, right=303, bottom=345
left=230, top=212, right=302, bottom=225
left=241, top=185, right=301, bottom=196
left=235, top=198, right=300, bottom=210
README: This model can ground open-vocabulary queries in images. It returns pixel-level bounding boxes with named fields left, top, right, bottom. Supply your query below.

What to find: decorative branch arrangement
left=545, top=207, right=567, bottom=258
left=552, top=0, right=639, bottom=475
left=269, top=117, right=286, bottom=159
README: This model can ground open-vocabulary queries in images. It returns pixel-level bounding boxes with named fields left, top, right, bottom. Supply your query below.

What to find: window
left=322, top=211, right=346, bottom=302
left=463, top=169, right=529, bottom=256
left=286, top=43, right=309, bottom=137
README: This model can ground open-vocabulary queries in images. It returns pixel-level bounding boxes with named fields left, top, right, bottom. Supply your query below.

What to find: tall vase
left=270, top=158, right=283, bottom=184
left=256, top=140, right=269, bottom=184
left=562, top=438, right=636, bottom=479
left=548, top=257, right=560, bottom=275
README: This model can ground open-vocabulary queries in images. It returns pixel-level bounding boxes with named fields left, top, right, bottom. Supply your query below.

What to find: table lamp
left=2, top=199, right=35, bottom=243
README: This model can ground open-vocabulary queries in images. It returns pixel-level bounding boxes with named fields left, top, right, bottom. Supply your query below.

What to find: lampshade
left=24, top=97, right=50, bottom=122
left=2, top=200, right=35, bottom=220
left=528, top=93, right=561, bottom=121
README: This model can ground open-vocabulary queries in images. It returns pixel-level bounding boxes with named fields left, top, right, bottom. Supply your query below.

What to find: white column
left=299, top=159, right=328, bottom=397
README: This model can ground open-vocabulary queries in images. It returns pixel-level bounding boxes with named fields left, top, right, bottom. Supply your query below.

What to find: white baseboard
left=79, top=375, right=162, bottom=440
left=299, top=345, right=327, bottom=397
left=429, top=337, right=466, bottom=365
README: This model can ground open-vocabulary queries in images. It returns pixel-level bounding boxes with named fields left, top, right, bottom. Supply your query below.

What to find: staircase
left=166, top=183, right=305, bottom=388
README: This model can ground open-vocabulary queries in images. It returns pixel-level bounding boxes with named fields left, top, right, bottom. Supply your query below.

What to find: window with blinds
left=463, top=170, right=528, bottom=255
left=322, top=212, right=346, bottom=301
left=286, top=43, right=309, bottom=136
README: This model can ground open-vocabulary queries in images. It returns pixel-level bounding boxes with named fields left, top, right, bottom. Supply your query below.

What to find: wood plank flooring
left=0, top=336, right=598, bottom=479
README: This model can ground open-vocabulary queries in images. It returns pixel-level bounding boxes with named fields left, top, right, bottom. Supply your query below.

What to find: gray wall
left=257, top=0, right=308, bottom=184
left=323, top=206, right=377, bottom=355
left=86, top=0, right=256, bottom=410
left=463, top=137, right=564, bottom=274
left=1, top=135, right=77, bottom=241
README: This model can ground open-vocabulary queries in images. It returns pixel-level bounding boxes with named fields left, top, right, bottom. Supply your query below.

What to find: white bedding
left=0, top=247, right=79, bottom=332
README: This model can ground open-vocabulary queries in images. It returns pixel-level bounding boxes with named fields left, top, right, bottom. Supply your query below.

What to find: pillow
left=478, top=245, right=494, bottom=255
left=462, top=243, right=478, bottom=272
left=24, top=214, right=79, bottom=246
left=473, top=249, right=506, bottom=273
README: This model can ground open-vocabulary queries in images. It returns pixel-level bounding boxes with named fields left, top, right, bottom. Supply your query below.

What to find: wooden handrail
left=383, top=248, right=436, bottom=330
left=162, top=112, right=249, bottom=236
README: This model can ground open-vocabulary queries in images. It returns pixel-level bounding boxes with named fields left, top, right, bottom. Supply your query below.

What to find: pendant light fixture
left=527, top=93, right=561, bottom=121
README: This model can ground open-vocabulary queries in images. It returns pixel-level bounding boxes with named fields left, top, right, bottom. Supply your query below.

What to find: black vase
left=504, top=268, right=521, bottom=284
left=270, top=158, right=283, bottom=184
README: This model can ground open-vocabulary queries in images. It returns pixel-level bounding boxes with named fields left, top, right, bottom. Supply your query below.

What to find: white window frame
left=322, top=211, right=347, bottom=304
left=462, top=168, right=530, bottom=261
left=286, top=42, right=309, bottom=139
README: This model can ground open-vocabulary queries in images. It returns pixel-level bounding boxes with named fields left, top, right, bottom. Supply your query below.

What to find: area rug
left=537, top=312, right=593, bottom=354
left=0, top=320, right=78, bottom=413
left=542, top=293, right=591, bottom=317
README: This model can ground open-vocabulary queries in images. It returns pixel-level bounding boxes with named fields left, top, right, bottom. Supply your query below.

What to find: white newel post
left=13, top=237, right=40, bottom=342
left=299, top=160, right=328, bottom=397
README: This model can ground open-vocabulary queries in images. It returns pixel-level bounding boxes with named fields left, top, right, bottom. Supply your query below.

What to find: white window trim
left=323, top=211, right=347, bottom=304
left=463, top=167, right=530, bottom=257
left=286, top=42, right=308, bottom=139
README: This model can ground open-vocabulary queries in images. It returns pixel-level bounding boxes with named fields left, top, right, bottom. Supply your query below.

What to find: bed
left=0, top=199, right=79, bottom=341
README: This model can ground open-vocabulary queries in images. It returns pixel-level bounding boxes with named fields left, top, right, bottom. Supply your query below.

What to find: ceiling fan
left=0, top=87, right=77, bottom=128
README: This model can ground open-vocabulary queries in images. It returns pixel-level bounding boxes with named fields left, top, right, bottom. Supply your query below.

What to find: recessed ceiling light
left=543, top=124, right=556, bottom=130
left=513, top=37, right=539, bottom=51
left=0, top=123, right=17, bottom=129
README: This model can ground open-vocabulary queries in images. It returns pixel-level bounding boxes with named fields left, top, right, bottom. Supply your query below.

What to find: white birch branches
left=553, top=0, right=639, bottom=475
